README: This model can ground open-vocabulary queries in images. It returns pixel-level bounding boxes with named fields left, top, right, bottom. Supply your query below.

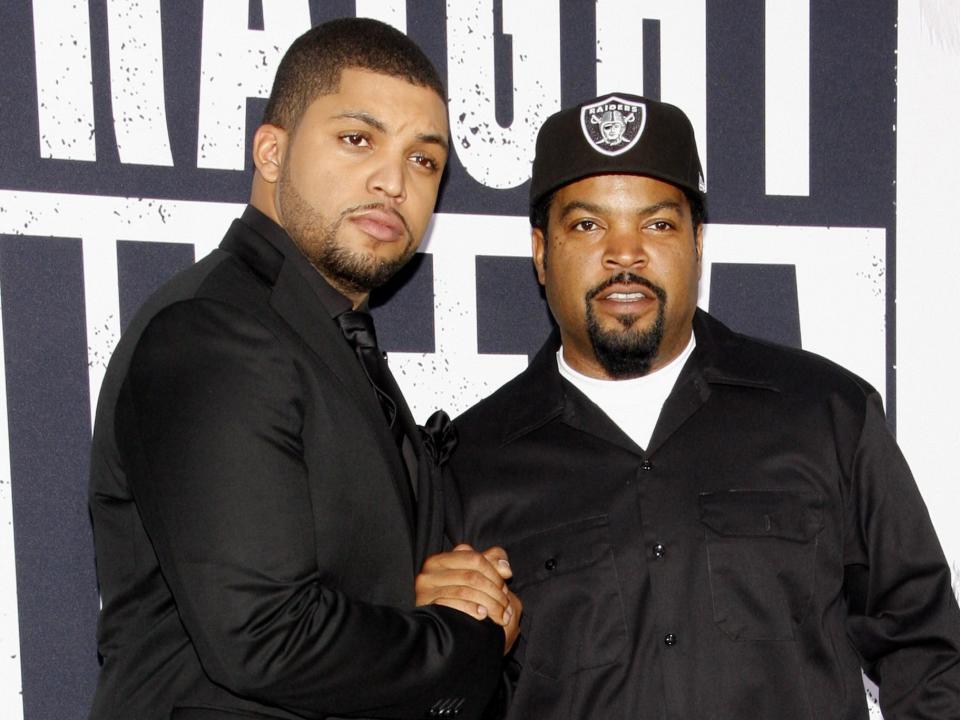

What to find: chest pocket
left=507, top=515, right=626, bottom=679
left=699, top=489, right=824, bottom=641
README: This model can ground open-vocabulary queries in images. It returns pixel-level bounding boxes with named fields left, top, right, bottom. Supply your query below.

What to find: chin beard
left=585, top=273, right=667, bottom=379
left=311, top=233, right=412, bottom=296
left=278, top=178, right=415, bottom=296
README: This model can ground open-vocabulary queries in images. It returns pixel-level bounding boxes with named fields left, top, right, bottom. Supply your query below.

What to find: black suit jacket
left=88, top=206, right=502, bottom=720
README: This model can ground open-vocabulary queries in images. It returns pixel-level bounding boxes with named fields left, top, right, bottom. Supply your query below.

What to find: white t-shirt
left=557, top=334, right=696, bottom=450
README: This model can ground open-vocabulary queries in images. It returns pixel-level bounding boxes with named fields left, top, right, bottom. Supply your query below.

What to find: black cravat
left=336, top=310, right=404, bottom=448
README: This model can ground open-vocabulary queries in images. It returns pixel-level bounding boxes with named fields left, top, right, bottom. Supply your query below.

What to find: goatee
left=278, top=177, right=415, bottom=296
left=585, top=272, right=667, bottom=378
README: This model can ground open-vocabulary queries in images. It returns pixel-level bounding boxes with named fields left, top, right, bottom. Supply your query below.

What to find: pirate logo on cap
left=580, top=95, right=647, bottom=157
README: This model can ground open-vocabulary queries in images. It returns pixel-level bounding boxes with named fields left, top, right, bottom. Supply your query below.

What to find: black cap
left=529, top=92, right=705, bottom=211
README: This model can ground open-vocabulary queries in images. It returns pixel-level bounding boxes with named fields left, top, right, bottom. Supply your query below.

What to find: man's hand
left=416, top=544, right=514, bottom=626
left=502, top=587, right=522, bottom=655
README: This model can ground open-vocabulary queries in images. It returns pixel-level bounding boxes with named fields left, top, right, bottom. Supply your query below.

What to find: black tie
left=336, top=310, right=403, bottom=447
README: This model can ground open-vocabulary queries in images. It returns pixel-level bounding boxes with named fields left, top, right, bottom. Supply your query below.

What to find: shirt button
left=652, top=543, right=666, bottom=559
left=640, top=459, right=653, bottom=471
left=664, top=633, right=677, bottom=647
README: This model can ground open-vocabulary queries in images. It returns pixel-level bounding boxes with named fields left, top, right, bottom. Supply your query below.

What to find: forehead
left=552, top=174, right=690, bottom=214
left=301, top=67, right=449, bottom=137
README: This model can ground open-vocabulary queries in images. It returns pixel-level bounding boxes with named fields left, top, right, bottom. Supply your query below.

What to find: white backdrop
left=897, top=0, right=960, bottom=605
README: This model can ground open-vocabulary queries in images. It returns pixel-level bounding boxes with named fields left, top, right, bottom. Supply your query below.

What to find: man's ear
left=531, top=228, right=547, bottom=285
left=252, top=124, right=287, bottom=183
left=695, top=223, right=704, bottom=277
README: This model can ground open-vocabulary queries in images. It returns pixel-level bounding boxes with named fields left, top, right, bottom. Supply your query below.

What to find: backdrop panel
left=0, top=2, right=953, bottom=719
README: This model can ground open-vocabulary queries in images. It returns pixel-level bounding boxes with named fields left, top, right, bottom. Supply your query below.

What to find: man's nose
left=367, top=154, right=406, bottom=202
left=602, top=224, right=648, bottom=269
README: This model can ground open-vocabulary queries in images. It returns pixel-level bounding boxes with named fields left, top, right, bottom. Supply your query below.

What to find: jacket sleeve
left=118, top=298, right=503, bottom=719
left=444, top=456, right=517, bottom=720
left=842, top=392, right=960, bottom=717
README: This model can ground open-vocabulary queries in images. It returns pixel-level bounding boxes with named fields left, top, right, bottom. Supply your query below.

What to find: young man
left=447, top=92, right=960, bottom=718
left=88, top=18, right=518, bottom=720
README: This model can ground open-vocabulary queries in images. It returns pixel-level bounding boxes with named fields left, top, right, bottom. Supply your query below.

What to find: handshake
left=415, top=545, right=522, bottom=654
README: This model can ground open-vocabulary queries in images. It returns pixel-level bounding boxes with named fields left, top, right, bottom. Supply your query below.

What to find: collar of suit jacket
left=224, top=204, right=354, bottom=320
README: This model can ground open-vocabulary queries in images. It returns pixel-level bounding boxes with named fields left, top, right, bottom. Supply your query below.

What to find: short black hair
left=530, top=189, right=556, bottom=236
left=262, top=17, right=446, bottom=131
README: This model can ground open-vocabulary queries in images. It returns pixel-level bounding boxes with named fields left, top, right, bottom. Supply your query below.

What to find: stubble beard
left=278, top=175, right=417, bottom=297
left=585, top=272, right=667, bottom=379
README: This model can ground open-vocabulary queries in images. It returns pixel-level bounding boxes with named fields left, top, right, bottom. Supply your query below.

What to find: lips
left=349, top=208, right=406, bottom=242
left=603, top=288, right=652, bottom=303
left=594, top=285, right=656, bottom=315
left=586, top=273, right=666, bottom=318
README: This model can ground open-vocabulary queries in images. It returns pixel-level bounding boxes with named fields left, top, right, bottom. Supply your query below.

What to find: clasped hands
left=415, top=544, right=522, bottom=654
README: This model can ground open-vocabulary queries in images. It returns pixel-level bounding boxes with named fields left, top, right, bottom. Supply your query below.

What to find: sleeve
left=842, top=391, right=960, bottom=718
left=118, top=299, right=503, bottom=719
left=444, top=444, right=517, bottom=720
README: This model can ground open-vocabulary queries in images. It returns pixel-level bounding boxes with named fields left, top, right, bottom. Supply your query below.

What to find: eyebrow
left=557, top=200, right=606, bottom=218
left=417, top=132, right=449, bottom=154
left=558, top=198, right=685, bottom=219
left=332, top=110, right=449, bottom=153
left=639, top=200, right=685, bottom=216
left=334, top=110, right=387, bottom=133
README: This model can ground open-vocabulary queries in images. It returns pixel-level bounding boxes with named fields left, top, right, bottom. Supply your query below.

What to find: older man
left=447, top=92, right=960, bottom=719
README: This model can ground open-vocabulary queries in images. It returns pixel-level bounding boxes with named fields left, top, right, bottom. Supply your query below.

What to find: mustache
left=585, top=272, right=667, bottom=303
left=341, top=202, right=411, bottom=237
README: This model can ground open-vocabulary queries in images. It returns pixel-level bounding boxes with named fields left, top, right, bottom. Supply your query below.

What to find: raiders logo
left=580, top=96, right=647, bottom=156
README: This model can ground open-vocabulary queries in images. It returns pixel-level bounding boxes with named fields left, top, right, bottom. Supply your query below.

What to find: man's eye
left=572, top=219, right=599, bottom=232
left=647, top=220, right=674, bottom=232
left=411, top=153, right=439, bottom=171
left=340, top=132, right=370, bottom=147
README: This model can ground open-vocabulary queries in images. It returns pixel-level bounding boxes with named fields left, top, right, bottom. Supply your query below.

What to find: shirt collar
left=493, top=309, right=780, bottom=445
left=240, top=204, right=354, bottom=319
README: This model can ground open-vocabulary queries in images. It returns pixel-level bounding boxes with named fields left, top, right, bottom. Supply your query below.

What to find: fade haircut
left=262, top=17, right=446, bottom=131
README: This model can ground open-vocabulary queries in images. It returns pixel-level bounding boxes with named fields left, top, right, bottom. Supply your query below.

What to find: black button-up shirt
left=448, top=310, right=960, bottom=719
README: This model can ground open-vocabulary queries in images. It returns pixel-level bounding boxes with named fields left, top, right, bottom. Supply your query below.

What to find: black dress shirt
left=448, top=310, right=960, bottom=719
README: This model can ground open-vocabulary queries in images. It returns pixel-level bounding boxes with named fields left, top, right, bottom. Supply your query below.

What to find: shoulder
left=137, top=247, right=273, bottom=329
left=457, top=370, right=534, bottom=430
left=458, top=362, right=544, bottom=424
left=750, top=337, right=873, bottom=403
left=454, top=341, right=562, bottom=455
left=97, top=248, right=285, bottom=409
left=696, top=311, right=878, bottom=404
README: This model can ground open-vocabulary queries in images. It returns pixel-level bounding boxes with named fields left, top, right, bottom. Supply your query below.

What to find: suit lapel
left=379, top=360, right=443, bottom=569
left=220, top=216, right=418, bottom=545
left=407, top=418, right=441, bottom=568
left=273, top=263, right=417, bottom=535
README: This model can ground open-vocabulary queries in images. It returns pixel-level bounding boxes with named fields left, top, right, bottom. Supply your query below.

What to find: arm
left=842, top=392, right=960, bottom=717
left=442, top=462, right=523, bottom=718
left=119, top=299, right=503, bottom=719
left=417, top=413, right=521, bottom=646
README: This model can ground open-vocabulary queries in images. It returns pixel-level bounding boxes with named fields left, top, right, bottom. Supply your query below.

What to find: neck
left=249, top=175, right=280, bottom=225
